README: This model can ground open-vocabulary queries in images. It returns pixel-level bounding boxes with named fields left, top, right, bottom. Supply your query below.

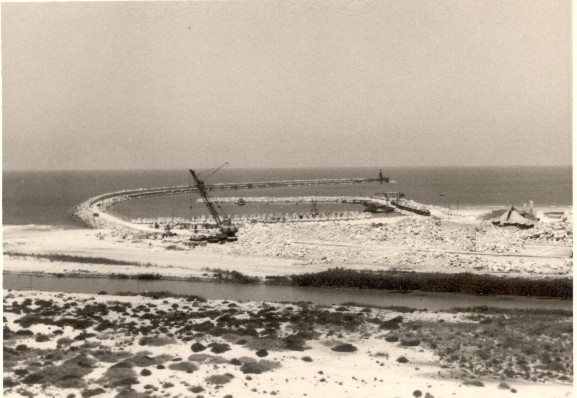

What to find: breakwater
left=196, top=196, right=359, bottom=204
left=131, top=210, right=372, bottom=227
left=73, top=178, right=384, bottom=229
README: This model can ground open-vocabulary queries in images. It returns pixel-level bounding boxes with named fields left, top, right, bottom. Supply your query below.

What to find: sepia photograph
left=2, top=1, right=572, bottom=397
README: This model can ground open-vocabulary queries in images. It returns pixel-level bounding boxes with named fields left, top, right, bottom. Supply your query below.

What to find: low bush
left=168, top=361, right=198, bottom=373
left=209, top=343, right=231, bottom=354
left=191, top=342, right=206, bottom=352
left=240, top=360, right=281, bottom=374
left=205, top=374, right=234, bottom=384
left=138, top=336, right=175, bottom=346
left=282, top=337, right=306, bottom=351
left=380, top=321, right=401, bottom=330
left=190, top=386, right=205, bottom=393
left=331, top=343, right=358, bottom=352
left=5, top=252, right=139, bottom=266
left=35, top=334, right=50, bottom=343
left=136, top=273, right=161, bottom=280
left=81, top=388, right=106, bottom=398
left=289, top=269, right=572, bottom=298
left=463, top=379, right=484, bottom=387
left=22, top=355, right=97, bottom=388
left=400, top=339, right=420, bottom=347
left=255, top=349, right=269, bottom=357
left=140, top=369, right=151, bottom=376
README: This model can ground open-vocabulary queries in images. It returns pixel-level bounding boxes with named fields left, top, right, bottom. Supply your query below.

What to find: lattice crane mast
left=189, top=168, right=238, bottom=241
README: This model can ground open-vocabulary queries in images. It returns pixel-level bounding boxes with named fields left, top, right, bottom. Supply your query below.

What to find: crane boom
left=189, top=169, right=222, bottom=228
left=202, top=162, right=229, bottom=181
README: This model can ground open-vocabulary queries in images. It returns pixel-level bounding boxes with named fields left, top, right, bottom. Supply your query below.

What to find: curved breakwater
left=73, top=178, right=385, bottom=229
left=130, top=210, right=373, bottom=227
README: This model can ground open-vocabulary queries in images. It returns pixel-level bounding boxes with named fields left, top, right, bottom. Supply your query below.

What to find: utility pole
left=439, top=193, right=447, bottom=221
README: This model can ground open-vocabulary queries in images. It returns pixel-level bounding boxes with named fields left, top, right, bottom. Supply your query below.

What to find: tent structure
left=492, top=208, right=535, bottom=229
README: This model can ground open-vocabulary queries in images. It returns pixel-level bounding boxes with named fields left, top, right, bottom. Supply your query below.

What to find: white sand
left=3, top=290, right=572, bottom=398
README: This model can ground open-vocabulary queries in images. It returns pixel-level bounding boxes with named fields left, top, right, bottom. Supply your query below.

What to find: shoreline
left=3, top=263, right=573, bottom=299
left=3, top=201, right=573, bottom=398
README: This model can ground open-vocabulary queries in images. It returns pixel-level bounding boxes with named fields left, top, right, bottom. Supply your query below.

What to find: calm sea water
left=3, top=167, right=572, bottom=227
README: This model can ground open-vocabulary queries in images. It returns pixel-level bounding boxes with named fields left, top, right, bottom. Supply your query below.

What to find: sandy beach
left=3, top=290, right=572, bottom=398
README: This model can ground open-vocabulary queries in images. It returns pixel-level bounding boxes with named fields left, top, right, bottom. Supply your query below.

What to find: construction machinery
left=379, top=169, right=390, bottom=184
left=189, top=168, right=239, bottom=242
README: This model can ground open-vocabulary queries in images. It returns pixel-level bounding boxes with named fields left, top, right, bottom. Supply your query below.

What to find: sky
left=2, top=0, right=572, bottom=170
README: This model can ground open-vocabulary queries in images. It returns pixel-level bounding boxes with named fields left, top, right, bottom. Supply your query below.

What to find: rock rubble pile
left=230, top=217, right=572, bottom=275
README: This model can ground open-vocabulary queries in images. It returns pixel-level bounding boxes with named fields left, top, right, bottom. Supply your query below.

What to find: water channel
left=3, top=273, right=571, bottom=312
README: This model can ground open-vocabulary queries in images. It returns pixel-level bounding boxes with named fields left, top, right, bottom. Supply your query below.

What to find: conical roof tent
left=495, top=208, right=535, bottom=228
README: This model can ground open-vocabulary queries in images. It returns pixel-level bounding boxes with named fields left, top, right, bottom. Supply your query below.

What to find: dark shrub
left=205, top=374, right=233, bottom=384
left=3, top=377, right=19, bottom=387
left=111, top=361, right=133, bottom=369
left=81, top=388, right=106, bottom=397
left=400, top=339, right=420, bottom=347
left=16, top=314, right=48, bottom=328
left=168, top=362, right=198, bottom=373
left=283, top=337, right=305, bottom=351
left=191, top=342, right=206, bottom=352
left=95, top=320, right=115, bottom=332
left=463, top=379, right=484, bottom=387
left=301, top=356, right=313, bottom=362
left=190, top=386, right=205, bottom=393
left=140, top=369, right=151, bottom=376
left=74, top=332, right=96, bottom=341
left=331, top=343, right=357, bottom=353
left=240, top=360, right=280, bottom=374
left=209, top=343, right=231, bottom=354
left=138, top=336, right=175, bottom=346
left=55, top=318, right=94, bottom=330
left=396, top=356, right=409, bottom=363
left=255, top=349, right=268, bottom=358
left=385, top=336, right=399, bottom=343
left=380, top=321, right=400, bottom=330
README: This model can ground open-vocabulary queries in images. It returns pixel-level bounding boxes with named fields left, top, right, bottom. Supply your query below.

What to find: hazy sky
left=2, top=0, right=572, bottom=170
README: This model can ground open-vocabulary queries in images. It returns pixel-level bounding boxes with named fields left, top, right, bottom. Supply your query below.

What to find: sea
left=3, top=167, right=572, bottom=228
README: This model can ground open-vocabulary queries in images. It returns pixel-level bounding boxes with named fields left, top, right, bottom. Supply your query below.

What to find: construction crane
left=199, top=162, right=230, bottom=181
left=189, top=168, right=238, bottom=242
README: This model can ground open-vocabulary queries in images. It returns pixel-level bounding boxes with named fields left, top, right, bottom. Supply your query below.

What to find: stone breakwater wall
left=73, top=178, right=382, bottom=229
left=131, top=211, right=372, bottom=226
left=197, top=196, right=358, bottom=204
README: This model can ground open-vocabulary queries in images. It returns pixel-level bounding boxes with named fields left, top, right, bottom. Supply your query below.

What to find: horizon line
left=2, top=164, right=572, bottom=173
